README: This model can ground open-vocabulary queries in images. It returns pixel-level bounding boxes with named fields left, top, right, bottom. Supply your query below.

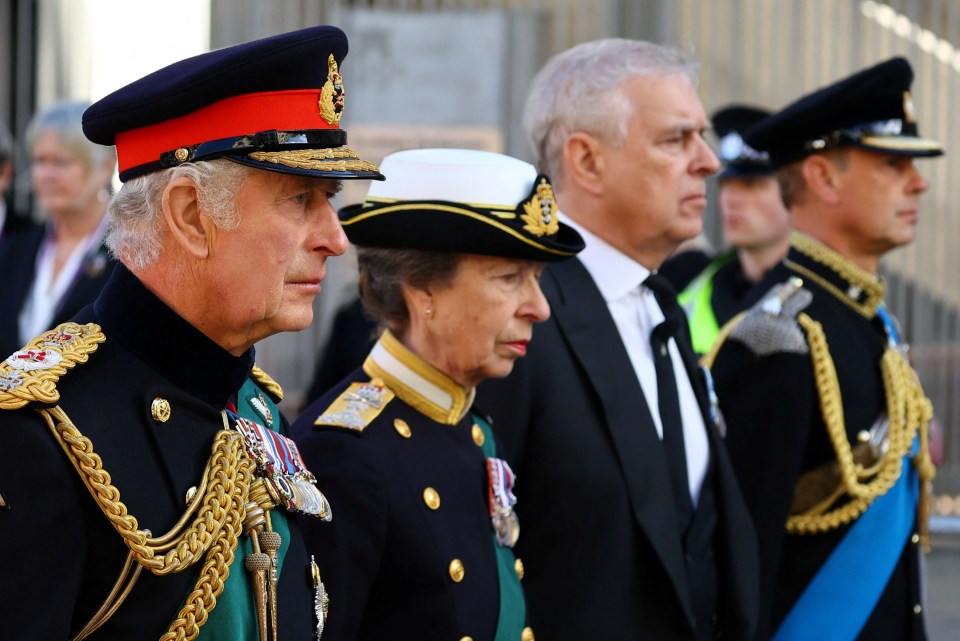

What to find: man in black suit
left=476, top=39, right=759, bottom=641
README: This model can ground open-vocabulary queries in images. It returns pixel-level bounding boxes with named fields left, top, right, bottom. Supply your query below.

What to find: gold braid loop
left=160, top=457, right=253, bottom=641
left=787, top=314, right=935, bottom=542
left=41, top=406, right=252, bottom=574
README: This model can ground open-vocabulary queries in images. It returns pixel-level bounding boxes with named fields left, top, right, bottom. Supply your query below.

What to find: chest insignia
left=487, top=457, right=520, bottom=548
left=0, top=322, right=105, bottom=410
left=232, top=414, right=331, bottom=520
left=314, top=379, right=395, bottom=432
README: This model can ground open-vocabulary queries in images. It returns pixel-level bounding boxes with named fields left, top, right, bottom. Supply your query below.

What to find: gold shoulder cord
left=788, top=314, right=935, bottom=548
left=701, top=314, right=936, bottom=549
left=1, top=323, right=278, bottom=641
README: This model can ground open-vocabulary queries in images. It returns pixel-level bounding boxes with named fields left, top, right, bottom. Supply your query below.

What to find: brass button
left=911, top=533, right=920, bottom=544
left=459, top=637, right=474, bottom=641
left=515, top=557, right=525, bottom=580
left=914, top=604, right=922, bottom=615
left=522, top=627, right=535, bottom=641
left=448, top=558, right=465, bottom=582
left=423, top=487, right=441, bottom=510
left=394, top=418, right=412, bottom=438
left=184, top=486, right=198, bottom=505
left=471, top=424, right=485, bottom=447
left=174, top=147, right=189, bottom=162
left=151, top=397, right=171, bottom=423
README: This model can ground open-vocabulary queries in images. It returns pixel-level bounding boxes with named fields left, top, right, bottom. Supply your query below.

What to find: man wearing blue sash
left=0, top=26, right=382, bottom=639
left=706, top=58, right=940, bottom=640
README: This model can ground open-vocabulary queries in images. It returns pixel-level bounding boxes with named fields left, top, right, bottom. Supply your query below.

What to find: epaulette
left=313, top=378, right=395, bottom=433
left=0, top=322, right=105, bottom=411
left=250, top=364, right=284, bottom=402
left=719, top=277, right=812, bottom=358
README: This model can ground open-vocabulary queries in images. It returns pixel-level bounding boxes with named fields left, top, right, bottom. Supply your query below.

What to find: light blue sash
left=772, top=456, right=918, bottom=641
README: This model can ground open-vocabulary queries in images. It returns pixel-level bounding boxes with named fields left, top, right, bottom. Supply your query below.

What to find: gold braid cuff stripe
left=786, top=314, right=935, bottom=548
left=247, top=147, right=380, bottom=173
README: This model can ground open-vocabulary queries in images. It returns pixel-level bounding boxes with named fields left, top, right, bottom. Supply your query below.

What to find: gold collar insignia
left=786, top=232, right=885, bottom=317
left=363, top=330, right=474, bottom=425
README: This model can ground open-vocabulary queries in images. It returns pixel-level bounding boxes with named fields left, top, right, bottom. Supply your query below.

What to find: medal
left=231, top=414, right=332, bottom=520
left=486, top=457, right=520, bottom=547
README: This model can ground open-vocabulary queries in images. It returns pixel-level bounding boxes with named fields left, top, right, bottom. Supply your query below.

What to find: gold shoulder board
left=0, top=322, right=105, bottom=411
left=314, top=379, right=395, bottom=433
left=251, top=364, right=284, bottom=402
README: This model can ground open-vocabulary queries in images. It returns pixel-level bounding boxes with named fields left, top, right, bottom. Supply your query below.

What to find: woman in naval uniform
left=292, top=148, right=584, bottom=641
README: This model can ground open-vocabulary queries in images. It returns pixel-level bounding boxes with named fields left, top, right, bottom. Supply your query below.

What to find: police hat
left=712, top=105, right=773, bottom=179
left=339, top=148, right=585, bottom=262
left=745, top=57, right=943, bottom=169
left=83, top=26, right=382, bottom=182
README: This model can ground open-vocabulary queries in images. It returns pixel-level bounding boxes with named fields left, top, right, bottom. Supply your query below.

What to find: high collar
left=785, top=232, right=885, bottom=317
left=93, top=263, right=254, bottom=409
left=362, top=329, right=474, bottom=425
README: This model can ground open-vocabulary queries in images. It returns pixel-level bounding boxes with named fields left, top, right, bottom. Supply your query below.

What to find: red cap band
left=114, top=89, right=339, bottom=174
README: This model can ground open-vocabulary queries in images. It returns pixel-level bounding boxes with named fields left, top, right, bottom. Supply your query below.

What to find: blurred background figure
left=0, top=100, right=117, bottom=357
left=293, top=148, right=583, bottom=641
left=673, top=105, right=792, bottom=354
left=0, top=119, right=30, bottom=242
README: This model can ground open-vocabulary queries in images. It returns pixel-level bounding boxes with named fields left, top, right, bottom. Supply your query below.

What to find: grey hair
left=523, top=38, right=699, bottom=188
left=26, top=100, right=115, bottom=170
left=106, top=159, right=251, bottom=270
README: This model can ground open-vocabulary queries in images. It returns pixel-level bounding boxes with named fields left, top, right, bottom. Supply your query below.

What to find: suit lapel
left=544, top=259, right=694, bottom=620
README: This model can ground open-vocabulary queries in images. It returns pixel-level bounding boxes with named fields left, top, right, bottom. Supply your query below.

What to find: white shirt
left=17, top=215, right=109, bottom=344
left=561, top=214, right=710, bottom=505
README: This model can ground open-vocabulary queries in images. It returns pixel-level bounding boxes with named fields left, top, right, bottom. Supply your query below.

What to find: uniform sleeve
left=711, top=340, right=816, bottom=639
left=293, top=424, right=388, bottom=641
left=0, top=410, right=88, bottom=639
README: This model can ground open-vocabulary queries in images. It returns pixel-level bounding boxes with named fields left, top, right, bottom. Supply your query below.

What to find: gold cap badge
left=319, top=54, right=345, bottom=125
left=520, top=176, right=560, bottom=238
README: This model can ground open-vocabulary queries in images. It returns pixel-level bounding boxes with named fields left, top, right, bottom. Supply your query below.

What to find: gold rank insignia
left=319, top=54, right=345, bottom=125
left=314, top=379, right=395, bottom=432
left=520, top=175, right=560, bottom=237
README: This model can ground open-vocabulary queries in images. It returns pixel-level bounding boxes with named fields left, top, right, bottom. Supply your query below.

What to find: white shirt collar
left=560, top=212, right=650, bottom=301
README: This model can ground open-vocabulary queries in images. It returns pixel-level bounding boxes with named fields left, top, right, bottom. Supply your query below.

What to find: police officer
left=293, top=148, right=584, bottom=641
left=0, top=26, right=381, bottom=639
left=676, top=105, right=792, bottom=354
left=706, top=58, right=941, bottom=640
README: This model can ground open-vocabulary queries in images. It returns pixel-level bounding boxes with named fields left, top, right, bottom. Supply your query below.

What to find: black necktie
left=643, top=272, right=694, bottom=529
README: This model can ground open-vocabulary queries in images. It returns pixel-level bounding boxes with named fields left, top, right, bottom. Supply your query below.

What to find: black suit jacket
left=476, top=258, right=758, bottom=641
left=0, top=223, right=117, bottom=357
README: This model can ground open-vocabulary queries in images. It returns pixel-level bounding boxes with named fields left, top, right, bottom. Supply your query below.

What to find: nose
left=311, top=198, right=349, bottom=256
left=520, top=278, right=551, bottom=323
left=908, top=163, right=930, bottom=195
left=692, top=134, right=720, bottom=176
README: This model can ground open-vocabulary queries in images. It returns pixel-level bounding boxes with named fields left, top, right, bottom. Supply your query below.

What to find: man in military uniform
left=706, top=58, right=940, bottom=640
left=0, top=26, right=381, bottom=639
left=674, top=105, right=792, bottom=354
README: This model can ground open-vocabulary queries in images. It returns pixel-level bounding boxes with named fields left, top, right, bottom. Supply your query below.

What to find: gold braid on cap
left=786, top=314, right=935, bottom=548
left=247, top=147, right=380, bottom=173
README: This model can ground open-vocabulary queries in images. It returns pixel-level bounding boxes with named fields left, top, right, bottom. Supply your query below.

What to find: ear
left=562, top=132, right=605, bottom=196
left=801, top=154, right=842, bottom=206
left=162, top=176, right=216, bottom=260
left=401, top=282, right=433, bottom=320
